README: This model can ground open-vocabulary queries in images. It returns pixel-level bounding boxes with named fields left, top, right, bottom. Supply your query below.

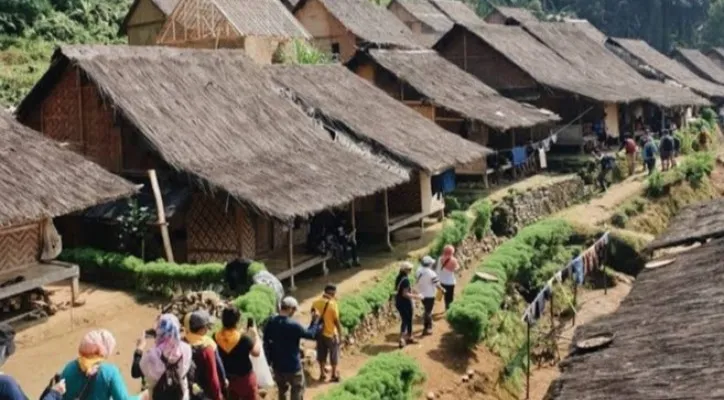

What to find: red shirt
left=624, top=138, right=637, bottom=154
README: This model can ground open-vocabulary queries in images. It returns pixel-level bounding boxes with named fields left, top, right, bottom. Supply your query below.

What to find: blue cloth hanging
left=431, top=169, right=456, bottom=195
left=572, top=256, right=584, bottom=285
left=511, top=147, right=528, bottom=167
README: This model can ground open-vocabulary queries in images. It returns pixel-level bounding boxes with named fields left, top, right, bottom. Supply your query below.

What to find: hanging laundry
left=561, top=262, right=572, bottom=282
left=572, top=256, right=584, bottom=285
left=554, top=270, right=563, bottom=284
left=511, top=146, right=528, bottom=167
left=543, top=138, right=551, bottom=151
left=538, top=148, right=548, bottom=169
left=431, top=169, right=456, bottom=195
left=552, top=133, right=558, bottom=143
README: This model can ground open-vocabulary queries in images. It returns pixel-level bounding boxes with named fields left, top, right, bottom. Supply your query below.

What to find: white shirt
left=415, top=267, right=439, bottom=298
left=436, top=257, right=456, bottom=286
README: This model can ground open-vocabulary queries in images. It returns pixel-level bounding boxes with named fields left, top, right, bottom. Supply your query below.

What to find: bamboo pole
left=383, top=190, right=392, bottom=251
left=288, top=227, right=295, bottom=291
left=148, top=170, right=174, bottom=263
left=350, top=200, right=356, bottom=241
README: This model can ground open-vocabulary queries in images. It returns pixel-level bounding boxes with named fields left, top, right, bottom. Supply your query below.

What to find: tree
left=701, top=0, right=724, bottom=47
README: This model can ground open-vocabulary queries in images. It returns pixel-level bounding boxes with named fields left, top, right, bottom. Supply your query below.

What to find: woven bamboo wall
left=235, top=205, right=256, bottom=259
left=0, top=222, right=41, bottom=273
left=388, top=172, right=422, bottom=215
left=41, top=67, right=82, bottom=149
left=81, top=76, right=122, bottom=172
left=187, top=193, right=241, bottom=263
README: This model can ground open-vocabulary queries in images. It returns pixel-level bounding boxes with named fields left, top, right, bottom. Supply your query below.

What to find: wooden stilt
left=350, top=200, right=356, bottom=241
left=148, top=169, right=174, bottom=262
left=526, top=322, right=531, bottom=400
left=70, top=276, right=79, bottom=329
left=383, top=190, right=392, bottom=251
left=288, top=228, right=295, bottom=291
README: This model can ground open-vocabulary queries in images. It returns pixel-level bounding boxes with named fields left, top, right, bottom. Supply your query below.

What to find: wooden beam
left=287, top=227, right=295, bottom=291
left=350, top=200, right=356, bottom=240
left=76, top=68, right=85, bottom=154
left=148, top=170, right=175, bottom=263
left=383, top=190, right=392, bottom=251
left=512, top=130, right=517, bottom=179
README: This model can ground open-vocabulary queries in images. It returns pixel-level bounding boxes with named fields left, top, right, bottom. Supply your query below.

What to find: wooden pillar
left=350, top=200, right=356, bottom=240
left=148, top=170, right=174, bottom=262
left=287, top=227, right=295, bottom=291
left=512, top=130, right=518, bottom=179
left=383, top=190, right=392, bottom=251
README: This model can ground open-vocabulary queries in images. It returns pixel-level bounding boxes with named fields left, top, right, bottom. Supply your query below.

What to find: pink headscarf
left=78, top=329, right=116, bottom=358
left=140, top=314, right=192, bottom=385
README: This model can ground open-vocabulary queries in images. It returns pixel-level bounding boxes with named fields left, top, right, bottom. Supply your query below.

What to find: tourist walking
left=594, top=151, right=616, bottom=191
left=312, top=284, right=342, bottom=382
left=58, top=329, right=137, bottom=399
left=183, top=310, right=226, bottom=400
left=618, top=135, right=637, bottom=175
left=263, top=296, right=320, bottom=400
left=436, top=245, right=459, bottom=311
left=642, top=137, right=658, bottom=175
left=660, top=130, right=675, bottom=171
left=394, top=262, right=419, bottom=348
left=416, top=256, right=440, bottom=336
left=672, top=134, right=681, bottom=167
left=0, top=323, right=66, bottom=400
left=214, top=307, right=261, bottom=400
left=139, top=314, right=192, bottom=400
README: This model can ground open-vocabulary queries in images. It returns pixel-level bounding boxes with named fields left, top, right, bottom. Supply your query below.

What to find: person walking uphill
left=395, top=262, right=420, bottom=348
left=416, top=256, right=441, bottom=336
left=58, top=329, right=138, bottom=399
left=264, top=297, right=320, bottom=400
left=312, top=284, right=342, bottom=383
left=642, top=137, right=658, bottom=176
left=618, top=135, right=637, bottom=175
left=183, top=311, right=226, bottom=400
left=660, top=130, right=675, bottom=171
left=139, top=314, right=192, bottom=400
left=436, top=245, right=459, bottom=311
left=0, top=323, right=66, bottom=400
left=214, top=307, right=261, bottom=400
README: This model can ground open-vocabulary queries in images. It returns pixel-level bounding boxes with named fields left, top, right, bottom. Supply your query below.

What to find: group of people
left=307, top=210, right=360, bottom=268
left=393, top=245, right=459, bottom=348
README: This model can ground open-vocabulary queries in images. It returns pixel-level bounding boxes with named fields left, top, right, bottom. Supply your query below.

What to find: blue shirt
left=263, top=315, right=319, bottom=374
left=0, top=374, right=61, bottom=400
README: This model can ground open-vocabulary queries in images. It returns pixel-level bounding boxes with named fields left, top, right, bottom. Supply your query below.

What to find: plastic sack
left=251, top=345, right=275, bottom=389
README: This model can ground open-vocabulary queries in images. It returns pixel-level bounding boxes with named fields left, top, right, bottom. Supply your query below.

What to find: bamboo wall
left=125, top=0, right=168, bottom=45
left=294, top=0, right=357, bottom=62
left=0, top=222, right=42, bottom=273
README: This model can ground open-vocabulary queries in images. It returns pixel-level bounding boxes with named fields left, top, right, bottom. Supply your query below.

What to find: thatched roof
left=490, top=5, right=538, bottom=24
left=294, top=0, right=422, bottom=49
left=522, top=22, right=709, bottom=107
left=210, top=0, right=309, bottom=38
left=17, top=45, right=409, bottom=221
left=644, top=198, right=724, bottom=252
left=546, top=237, right=724, bottom=400
left=608, top=38, right=724, bottom=99
left=120, top=0, right=179, bottom=34
left=0, top=112, right=137, bottom=228
left=444, top=23, right=638, bottom=103
left=390, top=0, right=453, bottom=33
left=674, top=47, right=724, bottom=85
left=430, top=0, right=485, bottom=27
left=270, top=63, right=489, bottom=172
left=349, top=49, right=559, bottom=131
left=564, top=19, right=607, bottom=45
left=707, top=47, right=724, bottom=65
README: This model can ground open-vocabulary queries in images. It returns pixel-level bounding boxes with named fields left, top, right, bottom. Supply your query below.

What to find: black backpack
left=152, top=355, right=185, bottom=400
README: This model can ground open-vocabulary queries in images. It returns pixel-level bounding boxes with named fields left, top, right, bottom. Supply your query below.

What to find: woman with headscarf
left=58, top=329, right=137, bottom=399
left=436, top=245, right=460, bottom=311
left=394, top=262, right=420, bottom=348
left=139, top=314, right=192, bottom=400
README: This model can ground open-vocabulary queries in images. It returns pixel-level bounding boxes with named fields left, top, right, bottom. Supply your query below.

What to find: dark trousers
left=422, top=297, right=435, bottom=332
left=275, top=370, right=305, bottom=400
left=645, top=159, right=656, bottom=175
left=442, top=284, right=455, bottom=311
left=597, top=169, right=610, bottom=191
left=396, top=300, right=413, bottom=336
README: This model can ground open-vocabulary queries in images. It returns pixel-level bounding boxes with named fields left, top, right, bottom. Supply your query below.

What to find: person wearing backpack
left=214, top=307, right=260, bottom=400
left=659, top=130, right=675, bottom=171
left=183, top=311, right=226, bottom=400
left=139, top=314, right=192, bottom=400
left=58, top=329, right=138, bottom=399
left=311, top=284, right=342, bottom=383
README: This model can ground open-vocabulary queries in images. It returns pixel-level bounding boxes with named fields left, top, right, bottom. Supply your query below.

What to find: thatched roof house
left=0, top=112, right=136, bottom=228
left=674, top=47, right=724, bottom=86
left=16, top=45, right=407, bottom=221
left=484, top=5, right=538, bottom=25
left=347, top=49, right=559, bottom=132
left=121, top=0, right=179, bottom=45
left=607, top=38, right=724, bottom=100
left=546, top=236, right=724, bottom=400
left=428, top=0, right=484, bottom=27
left=522, top=22, right=708, bottom=108
left=387, top=0, right=454, bottom=46
left=155, top=0, right=309, bottom=64
left=563, top=19, right=607, bottom=45
left=293, top=0, right=422, bottom=62
left=705, top=47, right=724, bottom=69
left=644, top=198, right=724, bottom=252
left=270, top=63, right=489, bottom=173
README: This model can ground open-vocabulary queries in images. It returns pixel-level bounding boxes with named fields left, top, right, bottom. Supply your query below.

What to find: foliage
left=429, top=211, right=472, bottom=258
left=443, top=195, right=463, bottom=212
left=679, top=151, right=715, bottom=187
left=702, top=0, right=724, bottom=48
left=59, top=247, right=226, bottom=297
left=645, top=171, right=667, bottom=198
left=611, top=212, right=628, bottom=228
left=116, top=198, right=152, bottom=259
left=446, top=219, right=573, bottom=345
left=276, top=38, right=333, bottom=64
left=232, top=284, right=277, bottom=325
left=471, top=200, right=493, bottom=240
left=317, top=352, right=424, bottom=400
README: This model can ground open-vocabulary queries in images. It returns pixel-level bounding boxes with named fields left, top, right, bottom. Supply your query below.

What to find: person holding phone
left=214, top=307, right=260, bottom=400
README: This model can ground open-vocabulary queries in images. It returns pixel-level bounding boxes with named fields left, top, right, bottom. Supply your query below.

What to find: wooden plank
left=0, top=263, right=79, bottom=301
left=388, top=202, right=446, bottom=233
left=275, top=254, right=332, bottom=281
left=148, top=169, right=174, bottom=262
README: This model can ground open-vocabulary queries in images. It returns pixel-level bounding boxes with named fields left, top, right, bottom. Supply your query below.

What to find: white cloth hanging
left=41, top=218, right=62, bottom=261
left=538, top=148, right=548, bottom=169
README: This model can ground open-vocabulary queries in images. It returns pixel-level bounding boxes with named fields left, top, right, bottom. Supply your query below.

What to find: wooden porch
left=262, top=243, right=331, bottom=291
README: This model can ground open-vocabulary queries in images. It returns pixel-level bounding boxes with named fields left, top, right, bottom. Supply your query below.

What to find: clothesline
left=522, top=232, right=611, bottom=325
left=491, top=130, right=560, bottom=155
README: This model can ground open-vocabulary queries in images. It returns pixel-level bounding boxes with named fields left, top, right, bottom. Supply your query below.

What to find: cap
left=188, top=310, right=214, bottom=332
left=421, top=256, right=435, bottom=267
left=0, top=323, right=16, bottom=359
left=399, top=261, right=414, bottom=271
left=324, top=284, right=337, bottom=293
left=281, top=296, right=299, bottom=309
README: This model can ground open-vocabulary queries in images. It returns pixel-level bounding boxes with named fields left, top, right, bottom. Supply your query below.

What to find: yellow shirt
left=312, top=295, right=339, bottom=338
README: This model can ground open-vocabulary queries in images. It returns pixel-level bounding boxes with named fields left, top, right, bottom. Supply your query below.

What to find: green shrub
left=611, top=212, right=628, bottom=228
left=680, top=152, right=714, bottom=187
left=317, top=352, right=424, bottom=400
left=232, top=284, right=277, bottom=325
left=645, top=171, right=666, bottom=197
left=674, top=130, right=694, bottom=155
left=59, top=248, right=226, bottom=296
left=429, top=211, right=472, bottom=257
left=471, top=200, right=493, bottom=240
left=444, top=195, right=463, bottom=212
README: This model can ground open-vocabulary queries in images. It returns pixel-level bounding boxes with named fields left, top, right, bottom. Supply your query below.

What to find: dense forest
left=2, top=0, right=724, bottom=107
